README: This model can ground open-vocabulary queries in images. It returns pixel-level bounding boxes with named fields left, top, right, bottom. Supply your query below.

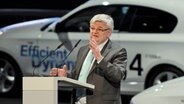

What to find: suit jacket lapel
left=101, top=40, right=112, bottom=57
left=76, top=46, right=90, bottom=77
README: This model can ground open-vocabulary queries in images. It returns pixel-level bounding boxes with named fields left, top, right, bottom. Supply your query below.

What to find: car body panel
left=130, top=77, right=184, bottom=104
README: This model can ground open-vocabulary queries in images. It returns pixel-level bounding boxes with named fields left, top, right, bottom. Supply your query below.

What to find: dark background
left=0, top=0, right=88, bottom=28
left=0, top=0, right=88, bottom=10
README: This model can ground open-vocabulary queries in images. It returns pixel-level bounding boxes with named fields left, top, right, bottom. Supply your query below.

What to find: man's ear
left=107, top=30, right=112, bottom=37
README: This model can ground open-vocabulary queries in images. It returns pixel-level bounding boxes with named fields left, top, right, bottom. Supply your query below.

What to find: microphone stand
left=32, top=41, right=66, bottom=76
left=61, top=39, right=81, bottom=65
left=56, top=39, right=81, bottom=76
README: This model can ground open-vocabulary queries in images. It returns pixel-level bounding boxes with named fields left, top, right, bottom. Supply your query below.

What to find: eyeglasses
left=90, top=27, right=109, bottom=32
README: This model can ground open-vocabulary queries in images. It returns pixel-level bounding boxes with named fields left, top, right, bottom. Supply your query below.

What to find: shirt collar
left=98, top=39, right=108, bottom=51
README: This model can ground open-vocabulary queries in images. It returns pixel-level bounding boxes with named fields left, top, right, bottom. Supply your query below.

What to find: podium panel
left=23, top=77, right=94, bottom=104
left=23, top=77, right=58, bottom=104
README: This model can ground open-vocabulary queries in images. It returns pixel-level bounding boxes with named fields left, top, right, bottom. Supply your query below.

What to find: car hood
left=131, top=77, right=184, bottom=104
left=141, top=77, right=184, bottom=96
left=0, top=17, right=60, bottom=36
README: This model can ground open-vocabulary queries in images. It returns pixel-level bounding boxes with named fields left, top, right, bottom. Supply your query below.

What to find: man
left=50, top=14, right=127, bottom=104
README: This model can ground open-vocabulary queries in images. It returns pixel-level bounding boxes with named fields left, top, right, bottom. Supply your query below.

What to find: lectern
left=23, top=77, right=95, bottom=104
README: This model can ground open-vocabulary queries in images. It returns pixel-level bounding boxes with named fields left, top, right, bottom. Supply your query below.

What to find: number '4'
left=130, top=54, right=143, bottom=76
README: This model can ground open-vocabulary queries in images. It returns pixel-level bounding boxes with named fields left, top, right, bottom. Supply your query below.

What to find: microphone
left=32, top=41, right=67, bottom=76
left=41, top=39, right=81, bottom=77
left=60, top=39, right=81, bottom=66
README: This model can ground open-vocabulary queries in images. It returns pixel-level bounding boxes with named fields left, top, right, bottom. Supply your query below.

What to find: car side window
left=123, top=6, right=177, bottom=33
left=55, top=5, right=177, bottom=33
left=55, top=6, right=120, bottom=32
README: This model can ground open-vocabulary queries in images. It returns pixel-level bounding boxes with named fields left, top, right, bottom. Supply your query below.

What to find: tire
left=0, top=54, right=22, bottom=97
left=145, top=65, right=184, bottom=89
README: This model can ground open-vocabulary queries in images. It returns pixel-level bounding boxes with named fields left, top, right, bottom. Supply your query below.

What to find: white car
left=130, top=77, right=184, bottom=104
left=1, top=0, right=184, bottom=97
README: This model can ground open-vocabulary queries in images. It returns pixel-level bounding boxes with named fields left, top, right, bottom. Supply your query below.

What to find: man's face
left=90, top=21, right=112, bottom=45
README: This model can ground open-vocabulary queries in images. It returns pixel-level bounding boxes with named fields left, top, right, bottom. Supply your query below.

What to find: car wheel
left=145, top=65, right=184, bottom=89
left=0, top=54, right=22, bottom=97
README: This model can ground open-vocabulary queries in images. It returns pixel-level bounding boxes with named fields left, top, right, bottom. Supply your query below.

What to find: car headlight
left=0, top=30, right=3, bottom=36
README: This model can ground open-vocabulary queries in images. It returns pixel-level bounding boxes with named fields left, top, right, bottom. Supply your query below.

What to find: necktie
left=76, top=50, right=94, bottom=100
left=78, top=50, right=94, bottom=82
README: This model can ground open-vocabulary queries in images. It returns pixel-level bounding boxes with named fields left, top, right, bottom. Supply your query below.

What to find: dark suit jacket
left=69, top=40, right=127, bottom=104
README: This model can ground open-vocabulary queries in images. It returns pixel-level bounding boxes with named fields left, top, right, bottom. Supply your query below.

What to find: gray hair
left=90, top=14, right=114, bottom=30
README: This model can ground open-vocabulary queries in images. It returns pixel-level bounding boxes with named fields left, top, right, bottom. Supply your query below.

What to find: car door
left=114, top=5, right=180, bottom=94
